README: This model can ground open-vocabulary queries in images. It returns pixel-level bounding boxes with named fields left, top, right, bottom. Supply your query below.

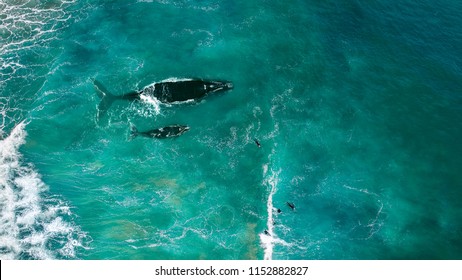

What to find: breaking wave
left=0, top=121, right=90, bottom=259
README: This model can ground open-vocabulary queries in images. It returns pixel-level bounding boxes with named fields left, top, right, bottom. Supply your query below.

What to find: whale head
left=205, top=80, right=234, bottom=93
left=177, top=125, right=190, bottom=135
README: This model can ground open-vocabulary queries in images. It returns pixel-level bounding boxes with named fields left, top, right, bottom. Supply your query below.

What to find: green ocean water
left=1, top=0, right=462, bottom=260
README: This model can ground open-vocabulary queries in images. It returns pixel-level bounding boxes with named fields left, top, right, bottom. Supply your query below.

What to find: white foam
left=0, top=121, right=89, bottom=259
left=0, top=0, right=79, bottom=89
left=139, top=94, right=163, bottom=116
left=260, top=167, right=284, bottom=260
left=159, top=77, right=194, bottom=83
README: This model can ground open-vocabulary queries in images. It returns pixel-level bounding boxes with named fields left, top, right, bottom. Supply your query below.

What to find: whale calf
left=93, top=78, right=233, bottom=117
left=130, top=124, right=190, bottom=139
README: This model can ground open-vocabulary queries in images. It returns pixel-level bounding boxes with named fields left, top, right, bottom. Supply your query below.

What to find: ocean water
left=1, top=0, right=461, bottom=260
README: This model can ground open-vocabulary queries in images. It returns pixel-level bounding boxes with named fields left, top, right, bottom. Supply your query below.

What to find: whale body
left=130, top=124, right=190, bottom=139
left=93, top=78, right=233, bottom=117
left=140, top=79, right=233, bottom=103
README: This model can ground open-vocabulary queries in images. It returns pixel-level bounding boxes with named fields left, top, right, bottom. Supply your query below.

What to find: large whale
left=130, top=124, right=190, bottom=139
left=93, top=78, right=233, bottom=116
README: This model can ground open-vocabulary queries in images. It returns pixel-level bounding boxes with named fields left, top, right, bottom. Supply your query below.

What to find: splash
left=138, top=94, right=163, bottom=116
left=0, top=121, right=90, bottom=259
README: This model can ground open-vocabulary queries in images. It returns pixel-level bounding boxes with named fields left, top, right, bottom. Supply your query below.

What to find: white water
left=260, top=165, right=279, bottom=260
left=260, top=163, right=291, bottom=260
left=0, top=121, right=89, bottom=259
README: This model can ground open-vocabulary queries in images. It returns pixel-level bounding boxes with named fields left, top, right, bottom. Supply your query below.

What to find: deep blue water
left=1, top=0, right=461, bottom=259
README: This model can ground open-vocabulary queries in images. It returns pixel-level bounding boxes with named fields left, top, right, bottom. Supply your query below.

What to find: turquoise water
left=1, top=0, right=462, bottom=260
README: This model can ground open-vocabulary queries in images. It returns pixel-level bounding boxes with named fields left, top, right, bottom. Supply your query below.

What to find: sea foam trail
left=260, top=163, right=290, bottom=260
left=0, top=121, right=89, bottom=259
left=260, top=165, right=280, bottom=260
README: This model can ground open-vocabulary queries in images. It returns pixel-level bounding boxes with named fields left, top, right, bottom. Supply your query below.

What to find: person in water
left=254, top=139, right=261, bottom=148
left=287, top=202, right=295, bottom=210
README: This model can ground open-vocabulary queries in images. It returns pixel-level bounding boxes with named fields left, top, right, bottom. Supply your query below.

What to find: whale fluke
left=93, top=79, right=139, bottom=120
left=129, top=124, right=139, bottom=140
left=93, top=79, right=116, bottom=120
